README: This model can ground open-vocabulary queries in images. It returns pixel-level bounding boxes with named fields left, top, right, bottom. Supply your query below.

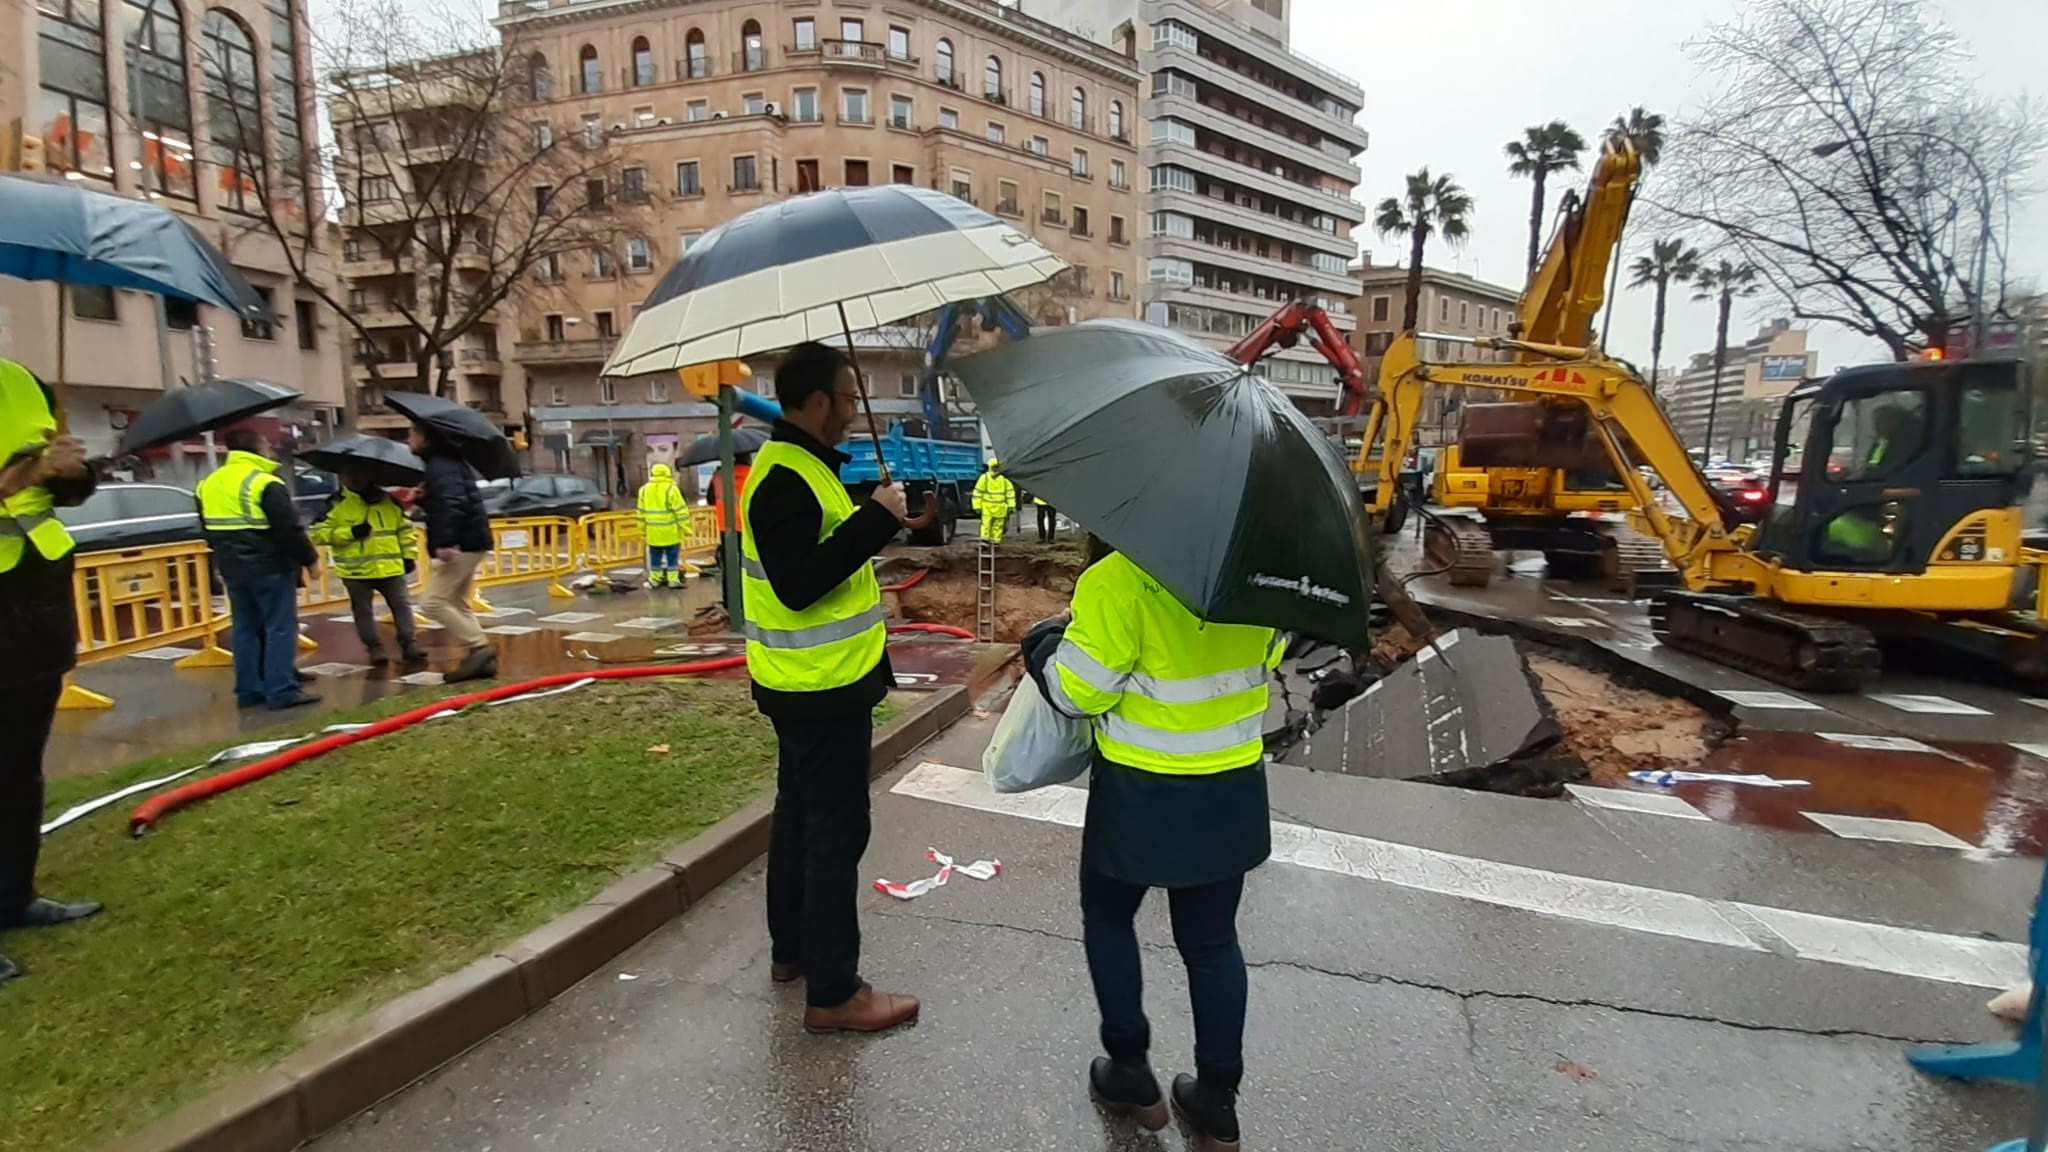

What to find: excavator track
left=1649, top=591, right=1882, bottom=693
left=1423, top=517, right=1497, bottom=587
left=1601, top=529, right=1676, bottom=596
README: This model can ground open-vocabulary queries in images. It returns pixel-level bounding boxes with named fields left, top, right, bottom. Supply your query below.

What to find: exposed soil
left=1529, top=655, right=1713, bottom=784
left=886, top=539, right=1085, bottom=643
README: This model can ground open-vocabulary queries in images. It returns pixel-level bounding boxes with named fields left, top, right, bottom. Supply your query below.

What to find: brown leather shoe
left=802, top=984, right=920, bottom=1034
left=770, top=963, right=801, bottom=984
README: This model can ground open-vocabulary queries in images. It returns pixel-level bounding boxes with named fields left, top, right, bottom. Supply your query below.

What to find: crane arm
left=1226, top=300, right=1369, bottom=413
left=1515, top=137, right=1641, bottom=351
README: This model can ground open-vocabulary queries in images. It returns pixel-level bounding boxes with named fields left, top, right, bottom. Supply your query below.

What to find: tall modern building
left=1025, top=0, right=1368, bottom=412
left=1665, top=318, right=1815, bottom=461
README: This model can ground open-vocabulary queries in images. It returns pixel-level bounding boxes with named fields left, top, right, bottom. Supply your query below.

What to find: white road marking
left=537, top=611, right=606, bottom=625
left=1866, top=693, right=1992, bottom=716
left=562, top=631, right=625, bottom=643
left=1542, top=616, right=1602, bottom=629
left=129, top=645, right=200, bottom=661
left=485, top=625, right=542, bottom=636
left=396, top=670, right=445, bottom=686
left=1801, top=812, right=1976, bottom=850
left=298, top=662, right=371, bottom=677
left=1565, top=784, right=1711, bottom=821
left=1817, top=733, right=1939, bottom=754
left=2022, top=699, right=2048, bottom=712
left=891, top=761, right=2026, bottom=989
left=615, top=617, right=684, bottom=630
left=474, top=607, right=536, bottom=619
left=1718, top=690, right=1822, bottom=711
left=2013, top=743, right=2048, bottom=762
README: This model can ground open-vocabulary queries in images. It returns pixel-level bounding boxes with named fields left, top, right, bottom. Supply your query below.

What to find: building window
left=840, top=18, right=862, bottom=41
left=621, top=166, right=646, bottom=201
left=792, top=17, right=814, bottom=51
left=985, top=121, right=1005, bottom=144
left=686, top=99, right=708, bottom=121
left=531, top=121, right=552, bottom=150
left=935, top=38, right=953, bottom=85
left=649, top=375, right=670, bottom=402
left=1150, top=165, right=1196, bottom=193
left=950, top=170, right=972, bottom=202
left=1027, top=136, right=1048, bottom=156
left=630, top=35, right=653, bottom=85
left=844, top=159, right=869, bottom=186
left=744, top=91, right=765, bottom=115
left=732, top=154, right=759, bottom=191
left=295, top=298, right=316, bottom=349
left=1071, top=148, right=1088, bottom=177
left=591, top=247, right=613, bottom=277
left=938, top=107, right=959, bottom=131
left=983, top=56, right=1002, bottom=101
left=358, top=175, right=396, bottom=202
left=1109, top=159, right=1127, bottom=189
left=792, top=158, right=818, bottom=191
left=1460, top=301, right=1469, bottom=326
left=585, top=177, right=607, bottom=209
left=1069, top=86, right=1087, bottom=130
left=887, top=26, right=910, bottom=61
left=1108, top=100, right=1125, bottom=140
left=241, top=286, right=275, bottom=340
left=200, top=10, right=262, bottom=212
left=1311, top=252, right=1349, bottom=275
left=544, top=314, right=565, bottom=341
left=527, top=52, right=550, bottom=100
left=576, top=43, right=599, bottom=92
left=685, top=28, right=707, bottom=78
left=1110, top=270, right=1126, bottom=301
left=38, top=0, right=114, bottom=180
left=164, top=296, right=197, bottom=329
left=581, top=113, right=601, bottom=147
left=633, top=104, right=655, bottom=127
left=1149, top=211, right=1193, bottom=238
left=1440, top=297, right=1450, bottom=323
left=594, top=310, right=616, bottom=338
left=599, top=377, right=616, bottom=404
left=741, top=20, right=764, bottom=71
left=124, top=0, right=195, bottom=198
left=1150, top=118, right=1195, bottom=146
left=892, top=163, right=914, bottom=185
left=889, top=93, right=913, bottom=129
left=537, top=252, right=561, bottom=281
left=548, top=383, right=565, bottom=405
left=792, top=87, right=819, bottom=122
left=1072, top=206, right=1090, bottom=237
left=1109, top=215, right=1127, bottom=244
left=626, top=236, right=651, bottom=271
left=996, top=179, right=1019, bottom=215
left=1042, top=191, right=1063, bottom=225
left=897, top=373, right=917, bottom=398
left=1371, top=295, right=1389, bottom=322
left=841, top=87, right=869, bottom=123
left=72, top=284, right=117, bottom=320
left=674, top=160, right=700, bottom=196
left=677, top=230, right=702, bottom=257
left=1152, top=20, right=1197, bottom=50
left=1148, top=258, right=1193, bottom=285
left=1153, top=69, right=1196, bottom=99
left=1028, top=72, right=1045, bottom=117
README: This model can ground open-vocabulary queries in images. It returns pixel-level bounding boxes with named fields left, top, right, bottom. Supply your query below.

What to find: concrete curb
left=103, top=684, right=971, bottom=1152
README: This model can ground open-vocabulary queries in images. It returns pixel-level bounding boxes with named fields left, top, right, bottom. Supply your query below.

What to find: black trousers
left=766, top=708, right=873, bottom=1008
left=0, top=675, right=64, bottom=920
left=1081, top=866, right=1249, bottom=1084
left=1036, top=503, right=1056, bottom=544
left=344, top=575, right=417, bottom=656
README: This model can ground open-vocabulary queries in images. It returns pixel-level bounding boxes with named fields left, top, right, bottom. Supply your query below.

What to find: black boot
left=447, top=645, right=497, bottom=684
left=1089, top=1057, right=1168, bottom=1131
left=1171, top=1071, right=1241, bottom=1152
left=1, top=897, right=103, bottom=929
left=0, top=953, right=21, bottom=985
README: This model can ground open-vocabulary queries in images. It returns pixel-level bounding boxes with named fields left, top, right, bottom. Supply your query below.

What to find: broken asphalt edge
left=1421, top=605, right=1740, bottom=721
left=98, top=681, right=976, bottom=1152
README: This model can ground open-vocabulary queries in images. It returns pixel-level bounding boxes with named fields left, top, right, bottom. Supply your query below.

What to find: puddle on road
left=1632, top=732, right=2048, bottom=856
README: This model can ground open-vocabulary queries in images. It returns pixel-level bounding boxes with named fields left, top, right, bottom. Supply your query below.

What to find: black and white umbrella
left=603, top=185, right=1065, bottom=377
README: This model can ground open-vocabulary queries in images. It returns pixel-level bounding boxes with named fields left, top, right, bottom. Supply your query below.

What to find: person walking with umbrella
left=196, top=427, right=320, bottom=711
left=310, top=462, right=423, bottom=667
left=635, top=462, right=688, bottom=589
left=742, top=342, right=917, bottom=1034
left=410, top=424, right=496, bottom=683
left=0, top=359, right=103, bottom=985
left=972, top=458, right=1016, bottom=543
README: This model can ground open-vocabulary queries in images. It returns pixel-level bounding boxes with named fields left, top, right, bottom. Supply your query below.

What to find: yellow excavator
left=1359, top=299, right=2045, bottom=690
left=1393, top=137, right=1670, bottom=589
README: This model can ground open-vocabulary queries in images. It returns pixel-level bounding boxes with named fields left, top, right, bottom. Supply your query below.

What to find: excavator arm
left=1227, top=300, right=1369, bottom=414
left=1516, top=136, right=1641, bottom=349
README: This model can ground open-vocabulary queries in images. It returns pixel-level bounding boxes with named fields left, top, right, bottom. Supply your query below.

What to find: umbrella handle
left=837, top=301, right=892, bottom=487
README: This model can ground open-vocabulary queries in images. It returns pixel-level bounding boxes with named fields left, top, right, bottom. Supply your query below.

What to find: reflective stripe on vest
left=738, top=439, right=886, bottom=692
left=0, top=358, right=75, bottom=571
left=320, top=493, right=413, bottom=579
left=198, top=454, right=281, bottom=532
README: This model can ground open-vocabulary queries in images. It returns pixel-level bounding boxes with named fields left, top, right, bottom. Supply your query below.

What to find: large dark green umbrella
left=952, top=319, right=1374, bottom=647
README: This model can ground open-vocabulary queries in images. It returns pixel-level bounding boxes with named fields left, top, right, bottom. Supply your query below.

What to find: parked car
left=481, top=474, right=611, bottom=519
left=55, top=483, right=202, bottom=552
left=1707, top=469, right=1774, bottom=525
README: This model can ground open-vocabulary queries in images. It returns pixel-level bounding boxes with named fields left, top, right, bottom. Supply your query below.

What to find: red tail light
left=1739, top=488, right=1767, bottom=502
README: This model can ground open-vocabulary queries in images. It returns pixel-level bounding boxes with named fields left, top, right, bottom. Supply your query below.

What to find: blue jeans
left=646, top=543, right=680, bottom=573
left=1082, top=867, right=1248, bottom=1082
left=226, top=573, right=300, bottom=706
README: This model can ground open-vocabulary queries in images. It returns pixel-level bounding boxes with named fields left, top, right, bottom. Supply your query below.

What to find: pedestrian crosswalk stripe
left=1565, top=784, right=1710, bottom=821
left=1865, top=693, right=1991, bottom=716
left=1716, top=689, right=1821, bottom=710
left=890, top=760, right=2027, bottom=990
left=1801, top=812, right=1976, bottom=850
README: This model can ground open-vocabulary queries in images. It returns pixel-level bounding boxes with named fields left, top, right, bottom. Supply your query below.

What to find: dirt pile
left=1529, top=656, right=1712, bottom=784
left=885, top=539, right=1084, bottom=643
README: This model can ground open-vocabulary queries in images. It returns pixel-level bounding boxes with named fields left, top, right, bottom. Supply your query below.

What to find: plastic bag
left=982, top=675, right=1093, bottom=793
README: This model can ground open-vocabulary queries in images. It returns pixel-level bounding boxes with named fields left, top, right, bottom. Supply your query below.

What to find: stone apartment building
left=1, top=0, right=343, bottom=478
left=1348, top=263, right=1521, bottom=443
left=329, top=0, right=1144, bottom=490
left=1665, top=319, right=1815, bottom=462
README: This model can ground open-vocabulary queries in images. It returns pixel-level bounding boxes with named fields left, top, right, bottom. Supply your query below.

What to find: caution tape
left=874, top=847, right=1002, bottom=900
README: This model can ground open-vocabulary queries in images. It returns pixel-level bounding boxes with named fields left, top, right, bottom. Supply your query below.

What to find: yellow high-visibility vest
left=738, top=440, right=885, bottom=692
left=1048, top=552, right=1283, bottom=775
left=636, top=464, right=687, bottom=547
left=0, top=358, right=75, bottom=573
left=196, top=450, right=284, bottom=534
left=310, top=490, right=416, bottom=580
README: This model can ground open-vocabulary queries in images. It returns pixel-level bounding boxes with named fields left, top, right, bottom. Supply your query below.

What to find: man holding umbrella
left=311, top=464, right=423, bottom=666
left=196, top=428, right=320, bottom=710
left=411, top=425, right=497, bottom=683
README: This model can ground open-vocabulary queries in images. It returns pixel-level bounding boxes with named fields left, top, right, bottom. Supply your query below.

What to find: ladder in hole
left=975, top=536, right=997, bottom=643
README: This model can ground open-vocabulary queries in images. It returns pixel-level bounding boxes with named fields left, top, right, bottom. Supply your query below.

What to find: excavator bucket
left=1455, top=403, right=1609, bottom=470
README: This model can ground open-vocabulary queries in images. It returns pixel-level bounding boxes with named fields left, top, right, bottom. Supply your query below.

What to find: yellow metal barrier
left=474, top=516, right=579, bottom=598
left=575, top=510, right=647, bottom=580
left=684, top=507, right=720, bottom=562
left=64, top=540, right=234, bottom=709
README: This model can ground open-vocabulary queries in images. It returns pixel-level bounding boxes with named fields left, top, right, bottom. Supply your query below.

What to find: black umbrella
left=119, top=377, right=301, bottom=455
left=951, top=320, right=1375, bottom=648
left=300, top=434, right=425, bottom=487
left=383, top=391, right=520, bottom=479
left=679, top=425, right=770, bottom=467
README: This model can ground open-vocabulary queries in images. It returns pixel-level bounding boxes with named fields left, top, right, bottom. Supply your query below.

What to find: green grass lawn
left=2, top=677, right=877, bottom=1152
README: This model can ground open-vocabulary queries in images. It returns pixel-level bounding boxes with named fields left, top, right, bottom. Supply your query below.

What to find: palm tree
left=1627, top=238, right=1702, bottom=393
left=1691, top=260, right=1759, bottom=457
left=1373, top=168, right=1474, bottom=331
left=1505, top=121, right=1587, bottom=276
left=1606, top=106, right=1666, bottom=167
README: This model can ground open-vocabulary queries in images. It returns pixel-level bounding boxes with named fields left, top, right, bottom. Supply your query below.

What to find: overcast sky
left=1291, top=0, right=2048, bottom=374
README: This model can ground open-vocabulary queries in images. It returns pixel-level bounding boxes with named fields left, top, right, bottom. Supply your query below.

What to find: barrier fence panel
left=475, top=516, right=579, bottom=598
left=63, top=541, right=235, bottom=710
left=683, top=507, right=720, bottom=563
left=577, top=511, right=647, bottom=577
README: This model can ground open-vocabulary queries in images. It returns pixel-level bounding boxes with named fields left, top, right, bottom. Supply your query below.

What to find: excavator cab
left=1764, top=359, right=2033, bottom=584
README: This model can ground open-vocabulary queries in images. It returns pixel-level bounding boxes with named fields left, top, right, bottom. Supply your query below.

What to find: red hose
left=880, top=567, right=930, bottom=592
left=128, top=625, right=977, bottom=835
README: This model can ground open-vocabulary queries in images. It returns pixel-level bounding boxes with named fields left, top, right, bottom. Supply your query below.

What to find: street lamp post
left=1812, top=134, right=1994, bottom=355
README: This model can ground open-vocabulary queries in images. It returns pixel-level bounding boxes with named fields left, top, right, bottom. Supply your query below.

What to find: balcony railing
left=513, top=337, right=617, bottom=364
left=982, top=86, right=1008, bottom=105
left=935, top=69, right=962, bottom=91
left=678, top=56, right=711, bottom=80
left=821, top=39, right=885, bottom=67
left=734, top=47, right=767, bottom=73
